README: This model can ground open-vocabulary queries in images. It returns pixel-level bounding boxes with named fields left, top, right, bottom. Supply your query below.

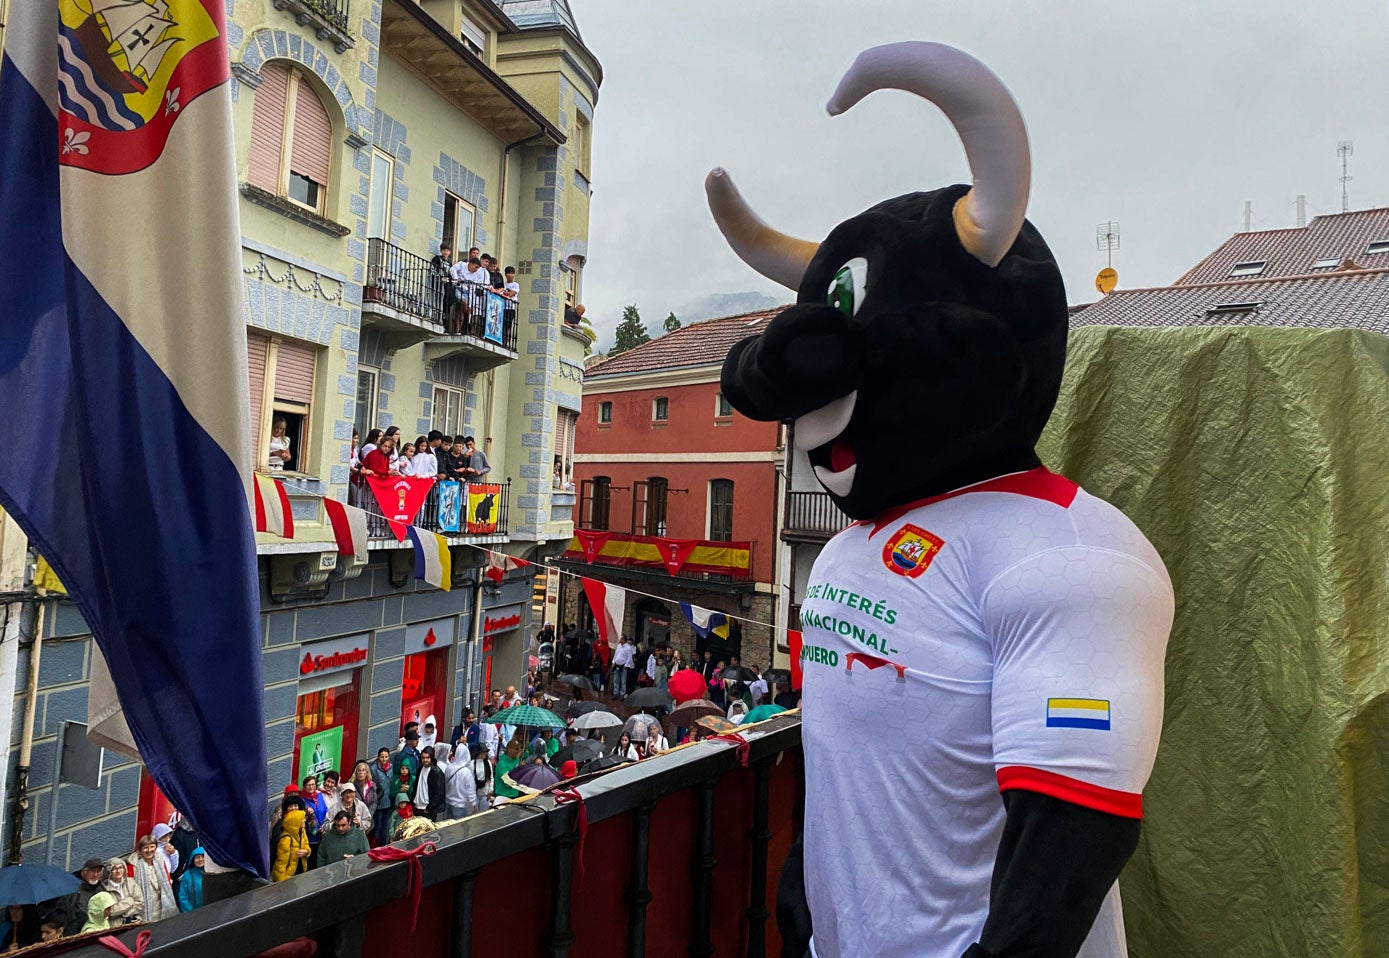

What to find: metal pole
left=44, top=721, right=65, bottom=865
left=464, top=575, right=485, bottom=715
left=7, top=601, right=42, bottom=865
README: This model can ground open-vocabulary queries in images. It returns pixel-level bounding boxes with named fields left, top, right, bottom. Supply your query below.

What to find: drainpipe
left=463, top=573, right=486, bottom=714
left=486, top=130, right=550, bottom=459
left=7, top=599, right=42, bottom=865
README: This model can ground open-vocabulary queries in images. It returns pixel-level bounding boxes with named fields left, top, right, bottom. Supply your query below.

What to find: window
left=580, top=476, right=611, bottom=530
left=1205, top=302, right=1262, bottom=316
left=708, top=479, right=734, bottom=541
left=442, top=193, right=475, bottom=256
left=367, top=150, right=393, bottom=240
left=652, top=396, right=669, bottom=422
left=715, top=393, right=733, bottom=417
left=248, top=331, right=318, bottom=474
left=562, top=264, right=579, bottom=308
left=573, top=115, right=590, bottom=176
left=554, top=409, right=578, bottom=488
left=1228, top=260, right=1267, bottom=278
left=1311, top=257, right=1340, bottom=270
left=432, top=385, right=464, bottom=435
left=355, top=368, right=379, bottom=439
left=598, top=401, right=612, bottom=424
left=1366, top=241, right=1389, bottom=255
left=632, top=477, right=669, bottom=537
left=458, top=11, right=487, bottom=57
left=249, top=63, right=332, bottom=214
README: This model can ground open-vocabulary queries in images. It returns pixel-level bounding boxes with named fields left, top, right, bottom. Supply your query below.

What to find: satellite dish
left=1095, top=267, right=1118, bottom=294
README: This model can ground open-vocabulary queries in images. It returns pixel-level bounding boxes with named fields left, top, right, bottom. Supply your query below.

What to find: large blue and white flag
left=0, top=1, right=268, bottom=875
left=679, top=602, right=731, bottom=641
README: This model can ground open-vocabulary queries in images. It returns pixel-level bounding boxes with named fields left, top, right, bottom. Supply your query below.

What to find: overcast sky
left=571, top=0, right=1389, bottom=348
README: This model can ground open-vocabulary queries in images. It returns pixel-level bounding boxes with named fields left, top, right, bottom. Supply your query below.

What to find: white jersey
left=799, top=469, right=1172, bottom=958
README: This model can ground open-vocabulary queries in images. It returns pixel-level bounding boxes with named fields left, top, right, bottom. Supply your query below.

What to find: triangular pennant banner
left=574, top=529, right=611, bottom=563
left=654, top=537, right=700, bottom=576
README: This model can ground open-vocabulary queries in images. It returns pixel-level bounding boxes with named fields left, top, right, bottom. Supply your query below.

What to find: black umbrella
left=551, top=739, right=603, bottom=767
left=719, top=665, right=760, bottom=683
left=624, top=687, right=674, bottom=710
left=566, top=700, right=605, bottom=719
left=558, top=674, right=593, bottom=690
left=763, top=669, right=793, bottom=686
left=579, top=754, right=632, bottom=774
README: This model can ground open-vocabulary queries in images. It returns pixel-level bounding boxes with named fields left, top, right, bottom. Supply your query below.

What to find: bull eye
left=826, top=257, right=868, bottom=318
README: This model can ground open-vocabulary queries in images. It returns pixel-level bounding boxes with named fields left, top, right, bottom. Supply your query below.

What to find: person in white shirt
left=267, top=416, right=292, bottom=471
left=645, top=651, right=658, bottom=682
left=612, top=637, right=635, bottom=699
left=396, top=443, right=416, bottom=477
left=502, top=266, right=520, bottom=300
left=479, top=716, right=500, bottom=761
left=748, top=668, right=769, bottom=705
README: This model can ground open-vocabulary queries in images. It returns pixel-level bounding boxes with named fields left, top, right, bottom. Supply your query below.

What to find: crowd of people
left=346, top=427, right=491, bottom=503
left=426, top=243, right=519, bottom=335
left=0, top=818, right=206, bottom=949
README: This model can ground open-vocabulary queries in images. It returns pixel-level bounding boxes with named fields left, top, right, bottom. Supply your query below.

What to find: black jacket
left=412, top=765, right=446, bottom=820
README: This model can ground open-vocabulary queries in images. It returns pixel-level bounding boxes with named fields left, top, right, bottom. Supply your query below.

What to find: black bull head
left=713, top=42, right=1069, bottom=520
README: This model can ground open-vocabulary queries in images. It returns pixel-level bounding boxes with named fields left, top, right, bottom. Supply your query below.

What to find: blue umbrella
left=0, top=863, right=80, bottom=906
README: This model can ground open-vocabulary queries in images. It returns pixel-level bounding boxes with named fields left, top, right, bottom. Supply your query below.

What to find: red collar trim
left=865, top=468, right=1078, bottom=537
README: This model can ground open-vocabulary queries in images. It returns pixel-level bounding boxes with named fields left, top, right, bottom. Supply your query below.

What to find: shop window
left=294, top=672, right=360, bottom=782
left=709, top=478, right=734, bottom=541
left=135, top=770, right=178, bottom=844
left=401, top=648, right=450, bottom=738
left=248, top=62, right=333, bottom=215
left=580, top=475, right=611, bottom=530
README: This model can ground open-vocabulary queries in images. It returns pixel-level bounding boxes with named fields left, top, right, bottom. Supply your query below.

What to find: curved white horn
left=705, top=168, right=820, bottom=290
left=827, top=41, right=1030, bottom=268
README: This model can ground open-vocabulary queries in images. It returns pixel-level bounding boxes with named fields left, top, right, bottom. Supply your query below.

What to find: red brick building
left=556, top=309, right=787, bottom=666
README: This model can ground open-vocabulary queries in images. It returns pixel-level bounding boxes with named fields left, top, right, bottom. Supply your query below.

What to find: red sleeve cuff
left=996, top=765, right=1143, bottom=819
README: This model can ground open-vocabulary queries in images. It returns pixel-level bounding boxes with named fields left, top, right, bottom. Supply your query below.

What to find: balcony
left=362, top=238, right=518, bottom=370
left=558, top=530, right=756, bottom=590
left=271, top=0, right=354, bottom=53
left=358, top=479, right=510, bottom=542
left=782, top=490, right=852, bottom=542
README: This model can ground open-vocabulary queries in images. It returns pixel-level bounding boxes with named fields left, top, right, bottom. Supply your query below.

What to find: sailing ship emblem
left=57, top=0, right=226, bottom=174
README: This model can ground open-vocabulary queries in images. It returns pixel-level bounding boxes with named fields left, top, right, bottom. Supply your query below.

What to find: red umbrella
left=668, top=669, right=707, bottom=704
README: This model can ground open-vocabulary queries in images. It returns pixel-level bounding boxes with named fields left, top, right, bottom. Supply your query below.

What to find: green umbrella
left=743, top=704, right=788, bottom=724
left=490, top=703, right=565, bottom=728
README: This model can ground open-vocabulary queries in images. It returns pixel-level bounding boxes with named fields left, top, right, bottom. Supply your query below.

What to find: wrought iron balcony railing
left=559, top=531, right=756, bottom=583
left=783, top=490, right=852, bottom=541
left=271, top=0, right=353, bottom=52
left=356, top=479, right=510, bottom=539
left=365, top=238, right=519, bottom=351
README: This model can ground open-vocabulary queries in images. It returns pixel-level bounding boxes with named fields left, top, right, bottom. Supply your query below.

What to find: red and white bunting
left=253, top=473, right=294, bottom=539
left=323, top=497, right=369, bottom=562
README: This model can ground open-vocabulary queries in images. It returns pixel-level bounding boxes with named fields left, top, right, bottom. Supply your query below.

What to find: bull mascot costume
left=710, top=43, right=1174, bottom=958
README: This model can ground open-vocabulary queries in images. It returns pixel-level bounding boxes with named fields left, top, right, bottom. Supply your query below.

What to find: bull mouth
left=795, top=392, right=857, bottom=498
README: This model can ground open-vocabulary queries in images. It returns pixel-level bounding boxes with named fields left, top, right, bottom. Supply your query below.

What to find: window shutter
left=248, top=63, right=289, bottom=192
left=274, top=339, right=317, bottom=404
left=247, top=332, right=270, bottom=461
left=290, top=78, right=332, bottom=187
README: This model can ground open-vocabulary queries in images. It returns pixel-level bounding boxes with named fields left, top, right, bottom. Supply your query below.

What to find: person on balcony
left=448, top=256, right=492, bottom=333
left=266, top=416, right=292, bottom=472
left=503, top=266, right=519, bottom=301
left=563, top=303, right=585, bottom=327
left=481, top=254, right=505, bottom=289
left=460, top=436, right=490, bottom=480
left=360, top=435, right=395, bottom=477
left=445, top=437, right=470, bottom=483
left=381, top=426, right=402, bottom=464
left=429, top=242, right=455, bottom=326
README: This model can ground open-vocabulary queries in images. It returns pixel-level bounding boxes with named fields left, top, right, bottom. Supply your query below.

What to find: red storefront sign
left=299, top=645, right=368, bottom=675
left=484, top=612, right=522, bottom=634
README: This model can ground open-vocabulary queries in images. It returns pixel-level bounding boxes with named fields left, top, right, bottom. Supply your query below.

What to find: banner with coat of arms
left=366, top=475, right=436, bottom=541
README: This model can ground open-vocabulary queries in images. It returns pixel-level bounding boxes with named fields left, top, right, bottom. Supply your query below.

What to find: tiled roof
left=1070, top=269, right=1389, bottom=335
left=495, top=0, right=580, bottom=37
left=585, top=307, right=784, bottom=378
left=1176, top=208, right=1389, bottom=285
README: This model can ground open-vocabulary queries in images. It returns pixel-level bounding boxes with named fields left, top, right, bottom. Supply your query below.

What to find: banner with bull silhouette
left=466, top=482, right=502, bottom=534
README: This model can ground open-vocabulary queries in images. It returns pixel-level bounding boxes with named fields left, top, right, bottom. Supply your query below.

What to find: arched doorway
left=634, top=598, right=671, bottom=647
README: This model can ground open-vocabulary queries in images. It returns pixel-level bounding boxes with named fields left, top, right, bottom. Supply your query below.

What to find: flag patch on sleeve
left=1046, top=698, right=1111, bottom=730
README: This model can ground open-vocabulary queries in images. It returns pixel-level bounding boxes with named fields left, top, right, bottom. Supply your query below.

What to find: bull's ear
left=827, top=42, right=1030, bottom=268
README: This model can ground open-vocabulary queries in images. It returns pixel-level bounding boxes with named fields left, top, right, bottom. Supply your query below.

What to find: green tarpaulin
left=1038, top=326, right=1389, bottom=956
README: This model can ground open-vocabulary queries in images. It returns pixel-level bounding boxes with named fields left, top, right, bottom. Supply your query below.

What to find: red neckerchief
left=710, top=732, right=750, bottom=768
left=99, top=931, right=151, bottom=957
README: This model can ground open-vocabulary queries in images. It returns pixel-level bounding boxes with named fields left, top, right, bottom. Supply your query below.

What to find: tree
left=663, top=312, right=681, bottom=333
left=611, top=305, right=651, bottom=356
left=578, top=316, right=598, bottom=356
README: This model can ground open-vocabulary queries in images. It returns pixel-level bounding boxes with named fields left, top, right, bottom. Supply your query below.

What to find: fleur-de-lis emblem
left=164, top=87, right=181, bottom=116
left=61, top=129, right=90, bottom=156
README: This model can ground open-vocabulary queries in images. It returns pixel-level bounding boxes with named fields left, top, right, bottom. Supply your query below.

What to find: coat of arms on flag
left=58, top=0, right=226, bottom=174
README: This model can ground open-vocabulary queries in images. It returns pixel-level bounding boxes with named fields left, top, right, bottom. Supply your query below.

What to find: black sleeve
left=776, top=834, right=814, bottom=958
left=963, top=791, right=1140, bottom=958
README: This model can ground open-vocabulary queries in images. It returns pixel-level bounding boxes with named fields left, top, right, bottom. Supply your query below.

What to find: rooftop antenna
left=1296, top=194, right=1306, bottom=228
left=1094, top=221, right=1120, bottom=294
left=1338, top=140, right=1354, bottom=213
